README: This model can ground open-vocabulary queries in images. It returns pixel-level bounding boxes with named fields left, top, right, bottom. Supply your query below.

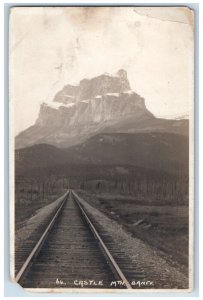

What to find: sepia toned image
left=10, top=6, right=194, bottom=292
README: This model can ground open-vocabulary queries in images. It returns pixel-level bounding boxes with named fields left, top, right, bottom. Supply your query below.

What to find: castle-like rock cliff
left=15, top=69, right=188, bottom=149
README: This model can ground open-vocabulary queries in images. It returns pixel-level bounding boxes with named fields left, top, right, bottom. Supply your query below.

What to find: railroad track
left=72, top=191, right=147, bottom=286
left=15, top=190, right=133, bottom=289
left=15, top=190, right=69, bottom=280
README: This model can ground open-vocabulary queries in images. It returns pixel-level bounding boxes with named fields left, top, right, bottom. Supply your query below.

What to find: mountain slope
left=16, top=132, right=188, bottom=176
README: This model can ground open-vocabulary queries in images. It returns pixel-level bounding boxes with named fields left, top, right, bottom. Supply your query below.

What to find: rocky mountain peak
left=54, top=69, right=131, bottom=104
left=15, top=69, right=188, bottom=149
left=117, top=69, right=127, bottom=79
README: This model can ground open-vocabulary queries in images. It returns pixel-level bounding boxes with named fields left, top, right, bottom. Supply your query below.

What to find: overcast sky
left=10, top=7, right=194, bottom=135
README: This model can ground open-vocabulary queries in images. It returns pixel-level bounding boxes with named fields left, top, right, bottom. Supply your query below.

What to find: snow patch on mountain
left=123, top=90, right=136, bottom=95
left=44, top=101, right=75, bottom=110
left=105, top=93, right=120, bottom=97
left=81, top=100, right=89, bottom=103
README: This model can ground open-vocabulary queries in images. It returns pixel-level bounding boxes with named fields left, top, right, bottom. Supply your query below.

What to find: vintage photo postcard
left=9, top=6, right=194, bottom=293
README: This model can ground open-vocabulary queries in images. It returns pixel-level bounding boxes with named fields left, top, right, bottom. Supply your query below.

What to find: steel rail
left=72, top=190, right=132, bottom=289
left=15, top=190, right=69, bottom=283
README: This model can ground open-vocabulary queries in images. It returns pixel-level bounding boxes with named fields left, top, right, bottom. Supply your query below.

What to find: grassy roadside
left=76, top=190, right=189, bottom=276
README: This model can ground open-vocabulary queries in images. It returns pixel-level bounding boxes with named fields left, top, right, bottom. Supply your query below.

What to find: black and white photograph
left=9, top=6, right=194, bottom=292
